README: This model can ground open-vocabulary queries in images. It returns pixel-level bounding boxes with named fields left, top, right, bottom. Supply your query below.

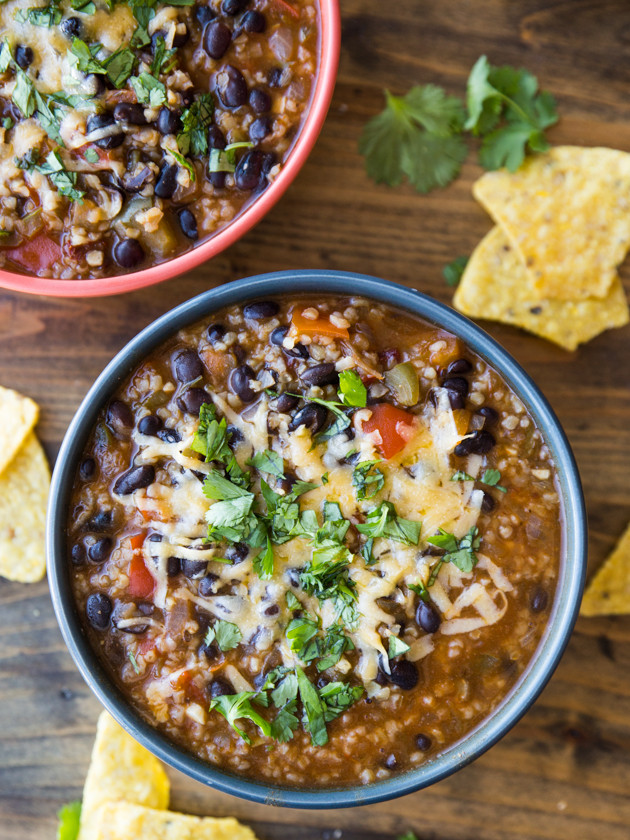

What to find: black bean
left=287, top=567, right=301, bottom=587
left=415, top=733, right=432, bottom=751
left=79, top=457, right=96, bottom=481
left=71, top=543, right=86, bottom=565
left=276, top=393, right=299, bottom=413
left=118, top=620, right=149, bottom=635
left=196, top=4, right=215, bottom=25
left=442, top=376, right=469, bottom=399
left=106, top=399, right=133, bottom=432
left=149, top=533, right=163, bottom=542
left=264, top=604, right=280, bottom=616
left=225, top=542, right=249, bottom=564
left=113, top=237, right=145, bottom=269
left=203, top=20, right=232, bottom=59
left=207, top=323, right=225, bottom=342
left=243, top=300, right=279, bottom=319
left=207, top=124, right=226, bottom=149
left=181, top=558, right=207, bottom=579
left=208, top=677, right=232, bottom=698
left=233, top=345, right=246, bottom=363
left=87, top=537, right=112, bottom=563
left=454, top=430, right=496, bottom=457
left=216, top=65, right=248, bottom=108
left=228, top=364, right=256, bottom=402
left=86, top=111, right=113, bottom=134
left=156, top=108, right=182, bottom=135
left=249, top=87, right=271, bottom=114
left=241, top=9, right=265, bottom=32
left=98, top=132, right=125, bottom=150
left=113, top=102, right=147, bottom=125
left=300, top=362, right=338, bottom=387
left=89, top=510, right=112, bottom=532
left=249, top=115, right=271, bottom=143
left=198, top=573, right=219, bottom=596
left=288, top=403, right=328, bottom=434
left=177, top=388, right=209, bottom=416
left=222, top=0, right=248, bottom=13
left=415, top=600, right=441, bottom=634
left=478, top=406, right=499, bottom=426
left=113, top=464, right=155, bottom=495
left=530, top=586, right=549, bottom=613
left=267, top=66, right=284, bottom=87
left=209, top=171, right=226, bottom=189
left=60, top=16, right=82, bottom=38
left=173, top=348, right=203, bottom=383
left=155, top=163, right=178, bottom=199
left=172, top=26, right=189, bottom=47
left=201, top=640, right=220, bottom=659
left=270, top=325, right=289, bottom=345
left=138, top=414, right=162, bottom=436
left=166, top=556, right=180, bottom=577
left=446, top=358, right=473, bottom=376
left=384, top=754, right=397, bottom=770
left=388, top=659, right=419, bottom=690
left=15, top=45, right=34, bottom=69
left=226, top=423, right=244, bottom=443
left=234, top=149, right=263, bottom=189
left=86, top=593, right=112, bottom=630
left=123, top=165, right=153, bottom=193
left=178, top=207, right=198, bottom=240
left=481, top=491, right=495, bottom=513
left=157, top=427, right=182, bottom=443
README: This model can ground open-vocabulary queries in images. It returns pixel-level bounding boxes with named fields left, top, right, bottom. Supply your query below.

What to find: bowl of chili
left=47, top=270, right=587, bottom=806
left=0, top=0, right=339, bottom=296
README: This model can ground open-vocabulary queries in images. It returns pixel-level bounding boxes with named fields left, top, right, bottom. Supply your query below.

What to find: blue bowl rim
left=47, top=269, right=587, bottom=809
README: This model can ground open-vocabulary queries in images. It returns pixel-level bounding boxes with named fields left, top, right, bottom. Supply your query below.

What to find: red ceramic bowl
left=0, top=0, right=340, bottom=298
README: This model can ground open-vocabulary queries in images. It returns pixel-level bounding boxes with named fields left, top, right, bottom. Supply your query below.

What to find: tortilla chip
left=79, top=713, right=169, bottom=840
left=0, top=385, right=39, bottom=477
left=581, top=521, right=630, bottom=616
left=453, top=226, right=629, bottom=350
left=88, top=802, right=258, bottom=840
left=0, top=432, right=49, bottom=582
left=473, top=146, right=630, bottom=300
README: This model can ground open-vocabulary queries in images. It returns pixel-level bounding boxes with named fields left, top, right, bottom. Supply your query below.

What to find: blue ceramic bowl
left=47, top=270, right=587, bottom=808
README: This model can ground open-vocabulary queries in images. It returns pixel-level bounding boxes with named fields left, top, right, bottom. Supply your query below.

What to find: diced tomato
left=138, top=637, right=156, bottom=656
left=5, top=233, right=61, bottom=276
left=128, top=553, right=155, bottom=599
left=128, top=532, right=146, bottom=552
left=291, top=311, right=350, bottom=340
left=361, top=403, right=417, bottom=459
left=270, top=0, right=300, bottom=17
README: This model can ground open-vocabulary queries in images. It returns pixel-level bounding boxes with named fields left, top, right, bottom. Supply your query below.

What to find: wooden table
left=2, top=1, right=630, bottom=838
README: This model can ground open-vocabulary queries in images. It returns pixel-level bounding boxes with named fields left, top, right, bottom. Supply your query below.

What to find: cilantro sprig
left=17, top=149, right=84, bottom=202
left=360, top=55, right=559, bottom=194
left=352, top=459, right=384, bottom=501
left=451, top=468, right=506, bottom=493
left=356, top=501, right=421, bottom=546
left=427, top=526, right=481, bottom=584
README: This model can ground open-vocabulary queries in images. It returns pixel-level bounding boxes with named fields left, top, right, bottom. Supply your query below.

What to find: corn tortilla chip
left=581, top=521, right=630, bottom=616
left=0, top=385, right=39, bottom=477
left=473, top=146, right=630, bottom=300
left=453, top=226, right=629, bottom=350
left=78, top=712, right=169, bottom=840
left=88, top=802, right=258, bottom=840
left=0, top=432, right=49, bottom=582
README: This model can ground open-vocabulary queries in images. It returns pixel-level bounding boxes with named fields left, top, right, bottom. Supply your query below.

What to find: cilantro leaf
left=247, top=449, right=284, bottom=478
left=451, top=470, right=474, bottom=482
left=104, top=47, right=136, bottom=89
left=338, top=370, right=367, bottom=407
left=388, top=635, right=410, bottom=658
left=69, top=38, right=105, bottom=74
left=205, top=619, right=242, bottom=651
left=12, top=69, right=36, bottom=117
left=18, top=150, right=84, bottom=202
left=252, top=534, right=274, bottom=579
left=296, top=665, right=328, bottom=746
left=481, top=467, right=507, bottom=492
left=318, top=681, right=363, bottom=722
left=285, top=591, right=301, bottom=611
left=0, top=40, right=11, bottom=74
left=209, top=691, right=272, bottom=744
left=130, top=72, right=166, bottom=107
left=56, top=800, right=81, bottom=840
left=359, top=86, right=468, bottom=193
left=443, top=255, right=468, bottom=287
left=409, top=580, right=430, bottom=602
left=286, top=615, right=320, bottom=661
left=361, top=536, right=375, bottom=566
left=352, top=459, right=384, bottom=501
left=269, top=700, right=299, bottom=742
left=177, top=93, right=214, bottom=156
left=356, top=501, right=421, bottom=546
left=427, top=526, right=480, bottom=574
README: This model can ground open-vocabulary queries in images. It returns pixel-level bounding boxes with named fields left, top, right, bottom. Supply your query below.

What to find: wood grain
left=1, top=2, right=630, bottom=838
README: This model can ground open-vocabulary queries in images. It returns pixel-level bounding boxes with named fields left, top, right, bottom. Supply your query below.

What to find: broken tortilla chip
left=88, top=801, right=258, bottom=840
left=0, top=385, right=39, bottom=477
left=78, top=712, right=169, bottom=840
left=0, top=432, right=49, bottom=582
left=473, top=146, right=630, bottom=300
left=453, top=226, right=629, bottom=350
left=581, top=521, right=630, bottom=617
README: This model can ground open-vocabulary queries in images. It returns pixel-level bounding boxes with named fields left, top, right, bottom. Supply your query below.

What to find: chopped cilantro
left=15, top=0, right=62, bottom=26
left=104, top=47, right=136, bottom=89
left=409, top=580, right=430, bottom=602
left=150, top=34, right=176, bottom=77
left=83, top=147, right=99, bottom=163
left=443, top=255, right=468, bottom=287
left=269, top=700, right=299, bottom=742
left=12, top=69, right=36, bottom=117
left=56, top=800, right=81, bottom=840
left=209, top=691, right=272, bottom=744
left=69, top=38, right=104, bottom=74
left=388, top=635, right=410, bottom=658
left=71, top=0, right=96, bottom=12
left=481, top=468, right=506, bottom=492
left=285, top=591, right=301, bottom=611
left=319, top=680, right=364, bottom=722
left=177, top=93, right=214, bottom=156
left=208, top=140, right=253, bottom=173
left=169, top=149, right=196, bottom=181
left=247, top=449, right=284, bottom=478
left=356, top=501, right=421, bottom=546
left=17, top=149, right=84, bottom=202
left=338, top=369, right=367, bottom=407
left=321, top=472, right=329, bottom=485
left=130, top=72, right=166, bottom=107
left=128, top=651, right=140, bottom=674
left=286, top=614, right=320, bottom=661
left=204, top=619, right=242, bottom=651
left=252, top=534, right=274, bottom=580
left=352, top=459, right=385, bottom=501
left=427, top=526, right=480, bottom=580
left=296, top=665, right=328, bottom=746
left=360, top=536, right=376, bottom=566
left=0, top=40, right=11, bottom=74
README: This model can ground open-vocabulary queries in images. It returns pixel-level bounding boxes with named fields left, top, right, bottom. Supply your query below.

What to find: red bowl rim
left=0, top=0, right=340, bottom=298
